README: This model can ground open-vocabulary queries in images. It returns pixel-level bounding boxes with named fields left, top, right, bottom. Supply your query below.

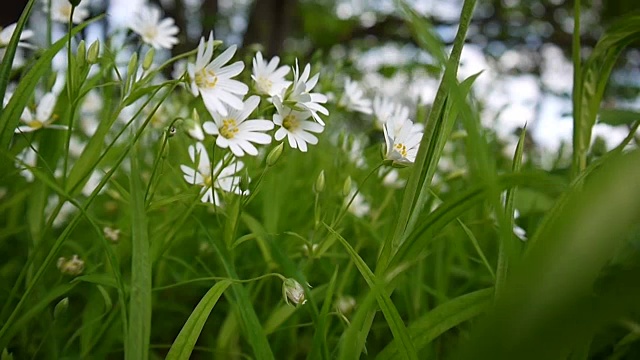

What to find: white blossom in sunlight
left=380, top=168, right=406, bottom=189
left=46, top=196, right=77, bottom=228
left=372, top=95, right=410, bottom=130
left=282, top=61, right=329, bottom=125
left=0, top=23, right=34, bottom=48
left=344, top=136, right=367, bottom=169
left=338, top=77, right=372, bottom=115
left=345, top=185, right=370, bottom=218
left=15, top=93, right=67, bottom=133
left=129, top=6, right=180, bottom=50
left=383, top=117, right=423, bottom=165
left=202, top=95, right=274, bottom=157
left=188, top=33, right=248, bottom=117
left=273, top=96, right=324, bottom=152
left=0, top=23, right=33, bottom=68
left=80, top=90, right=103, bottom=136
left=251, top=52, right=290, bottom=96
left=180, top=142, right=247, bottom=206
left=15, top=144, right=38, bottom=182
left=45, top=0, right=90, bottom=24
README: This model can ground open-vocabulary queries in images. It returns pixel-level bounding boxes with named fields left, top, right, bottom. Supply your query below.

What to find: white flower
left=339, top=77, right=372, bottom=115
left=273, top=96, right=324, bottom=152
left=188, top=33, right=248, bottom=117
left=380, top=168, right=406, bottom=189
left=129, top=6, right=179, bottom=50
left=0, top=23, right=34, bottom=48
left=346, top=185, right=370, bottom=218
left=180, top=142, right=247, bottom=206
left=45, top=0, right=90, bottom=24
left=344, top=136, right=367, bottom=169
left=15, top=144, right=38, bottom=182
left=202, top=95, right=273, bottom=157
left=373, top=96, right=410, bottom=130
left=251, top=51, right=290, bottom=96
left=15, top=92, right=67, bottom=133
left=80, top=90, right=103, bottom=136
left=282, top=61, right=329, bottom=125
left=383, top=117, right=423, bottom=165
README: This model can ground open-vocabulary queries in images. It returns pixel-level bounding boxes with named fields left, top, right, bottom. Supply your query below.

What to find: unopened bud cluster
left=57, top=254, right=85, bottom=276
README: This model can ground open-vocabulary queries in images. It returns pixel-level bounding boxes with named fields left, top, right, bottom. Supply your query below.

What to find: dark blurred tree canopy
left=4, top=0, right=638, bottom=100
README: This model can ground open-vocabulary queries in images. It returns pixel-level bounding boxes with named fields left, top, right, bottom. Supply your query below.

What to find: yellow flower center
left=220, top=118, right=239, bottom=139
left=60, top=4, right=73, bottom=18
left=28, top=120, right=44, bottom=130
left=394, top=143, right=408, bottom=157
left=141, top=27, right=159, bottom=42
left=195, top=68, right=218, bottom=89
left=257, top=76, right=273, bottom=93
left=204, top=175, right=212, bottom=187
left=283, top=114, right=299, bottom=131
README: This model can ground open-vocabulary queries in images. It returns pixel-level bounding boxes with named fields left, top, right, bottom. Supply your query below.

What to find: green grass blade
left=126, top=143, right=151, bottom=360
left=456, top=150, right=640, bottom=359
left=0, top=16, right=101, bottom=149
left=378, top=0, right=477, bottom=272
left=377, top=288, right=493, bottom=358
left=165, top=280, right=232, bottom=360
left=325, top=224, right=418, bottom=360
left=391, top=172, right=566, bottom=271
left=338, top=289, right=377, bottom=360
left=0, top=0, right=37, bottom=115
left=197, top=219, right=275, bottom=360
left=572, top=14, right=640, bottom=177
left=495, top=126, right=527, bottom=297
left=457, top=220, right=495, bottom=280
left=309, top=269, right=338, bottom=360
left=0, top=282, right=76, bottom=347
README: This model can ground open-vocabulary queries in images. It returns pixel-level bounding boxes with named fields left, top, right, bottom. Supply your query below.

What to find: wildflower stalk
left=331, top=162, right=384, bottom=227
left=144, top=117, right=183, bottom=206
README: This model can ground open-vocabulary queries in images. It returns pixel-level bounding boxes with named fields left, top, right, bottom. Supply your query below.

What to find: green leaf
left=495, top=126, right=527, bottom=297
left=378, top=288, right=493, bottom=358
left=197, top=220, right=275, bottom=360
left=309, top=268, right=338, bottom=360
left=0, top=16, right=101, bottom=149
left=325, top=224, right=419, bottom=360
left=572, top=14, right=640, bottom=176
left=598, top=108, right=640, bottom=126
left=457, top=150, right=640, bottom=359
left=126, top=143, right=151, bottom=360
left=165, top=280, right=232, bottom=360
left=378, top=0, right=478, bottom=273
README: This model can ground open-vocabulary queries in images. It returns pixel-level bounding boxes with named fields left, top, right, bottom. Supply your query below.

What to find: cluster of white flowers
left=181, top=34, right=330, bottom=205
left=337, top=77, right=424, bottom=166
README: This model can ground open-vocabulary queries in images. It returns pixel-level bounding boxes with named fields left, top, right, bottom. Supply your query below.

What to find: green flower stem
left=152, top=273, right=286, bottom=292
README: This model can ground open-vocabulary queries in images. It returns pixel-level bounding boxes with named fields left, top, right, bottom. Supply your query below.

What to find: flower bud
left=314, top=170, right=325, bottom=193
left=68, top=0, right=83, bottom=7
left=342, top=176, right=352, bottom=197
left=76, top=40, right=86, bottom=68
left=282, top=278, right=307, bottom=306
left=266, top=143, right=284, bottom=167
left=87, top=40, right=100, bottom=64
left=103, top=226, right=120, bottom=243
left=335, top=295, right=356, bottom=315
left=57, top=255, right=85, bottom=276
left=185, top=109, right=204, bottom=140
left=143, top=48, right=155, bottom=71
left=53, top=297, right=69, bottom=320
left=127, top=53, right=138, bottom=79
